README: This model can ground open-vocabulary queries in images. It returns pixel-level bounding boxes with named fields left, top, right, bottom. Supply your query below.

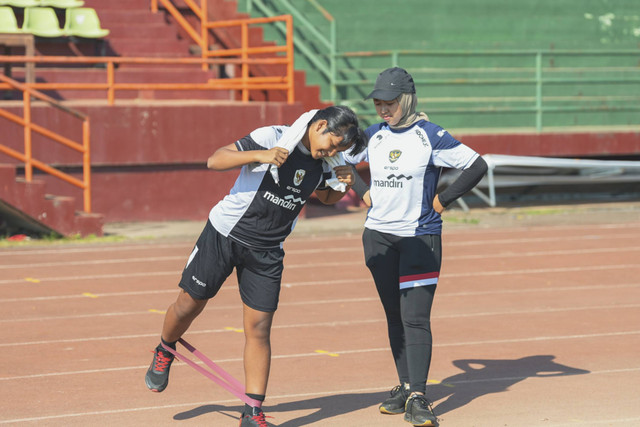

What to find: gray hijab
left=390, top=93, right=429, bottom=130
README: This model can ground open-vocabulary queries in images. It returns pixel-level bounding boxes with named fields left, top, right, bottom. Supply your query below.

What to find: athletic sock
left=160, top=337, right=177, bottom=350
left=244, top=393, right=265, bottom=414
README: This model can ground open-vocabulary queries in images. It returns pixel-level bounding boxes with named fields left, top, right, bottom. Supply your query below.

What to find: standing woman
left=345, top=67, right=488, bottom=426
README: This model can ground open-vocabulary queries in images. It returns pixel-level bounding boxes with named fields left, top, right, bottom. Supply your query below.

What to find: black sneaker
left=144, top=343, right=175, bottom=392
left=239, top=406, right=272, bottom=427
left=404, top=394, right=437, bottom=426
left=379, top=384, right=410, bottom=414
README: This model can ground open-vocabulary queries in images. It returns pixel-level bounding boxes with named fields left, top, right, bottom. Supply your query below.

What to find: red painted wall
left=2, top=102, right=306, bottom=221
left=2, top=102, right=640, bottom=222
left=457, top=129, right=640, bottom=157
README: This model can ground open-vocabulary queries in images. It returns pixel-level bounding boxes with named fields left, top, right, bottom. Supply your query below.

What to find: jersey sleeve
left=343, top=147, right=367, bottom=165
left=235, top=126, right=284, bottom=151
left=344, top=125, right=376, bottom=164
left=429, top=126, right=479, bottom=170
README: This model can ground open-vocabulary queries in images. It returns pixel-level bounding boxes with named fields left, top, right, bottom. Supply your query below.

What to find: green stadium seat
left=64, top=7, right=109, bottom=38
left=2, top=0, right=39, bottom=7
left=22, top=6, right=64, bottom=37
left=0, top=6, right=23, bottom=32
left=40, top=0, right=85, bottom=8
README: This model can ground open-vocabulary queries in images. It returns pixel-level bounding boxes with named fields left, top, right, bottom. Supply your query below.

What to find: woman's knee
left=243, top=308, right=274, bottom=340
left=173, top=290, right=207, bottom=320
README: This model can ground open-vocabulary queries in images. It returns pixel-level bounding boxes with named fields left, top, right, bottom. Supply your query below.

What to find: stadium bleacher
left=2, top=3, right=107, bottom=38
left=0, top=0, right=327, bottom=235
left=0, top=0, right=638, bottom=235
left=241, top=0, right=640, bottom=130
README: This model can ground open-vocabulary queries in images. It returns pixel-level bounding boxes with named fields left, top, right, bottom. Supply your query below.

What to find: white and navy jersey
left=344, top=120, right=479, bottom=237
left=209, top=125, right=332, bottom=249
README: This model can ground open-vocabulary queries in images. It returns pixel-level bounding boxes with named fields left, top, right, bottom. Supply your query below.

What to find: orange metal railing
left=0, top=73, right=92, bottom=213
left=0, top=54, right=293, bottom=105
left=0, top=6, right=295, bottom=215
left=151, top=0, right=295, bottom=102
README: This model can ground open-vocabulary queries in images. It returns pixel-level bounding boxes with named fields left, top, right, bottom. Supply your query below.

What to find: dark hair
left=309, top=105, right=366, bottom=155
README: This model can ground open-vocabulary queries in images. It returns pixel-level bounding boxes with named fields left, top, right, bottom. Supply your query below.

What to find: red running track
left=1, top=219, right=640, bottom=426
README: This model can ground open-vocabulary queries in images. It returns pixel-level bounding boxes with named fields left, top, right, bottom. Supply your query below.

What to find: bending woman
left=145, top=106, right=366, bottom=427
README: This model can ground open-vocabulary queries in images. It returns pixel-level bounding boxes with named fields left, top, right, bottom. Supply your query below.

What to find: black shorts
left=179, top=221, right=285, bottom=312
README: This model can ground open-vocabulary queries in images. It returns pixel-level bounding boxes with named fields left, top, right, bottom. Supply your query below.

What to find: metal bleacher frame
left=465, top=154, right=640, bottom=208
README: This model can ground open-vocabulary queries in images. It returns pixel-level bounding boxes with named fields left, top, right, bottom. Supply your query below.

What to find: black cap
left=365, top=67, right=415, bottom=101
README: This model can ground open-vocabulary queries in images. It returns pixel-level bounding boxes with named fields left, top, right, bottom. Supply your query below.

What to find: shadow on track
left=429, top=355, right=590, bottom=416
left=173, top=391, right=387, bottom=426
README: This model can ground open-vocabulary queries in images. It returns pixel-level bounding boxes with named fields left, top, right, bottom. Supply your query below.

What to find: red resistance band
left=161, top=338, right=263, bottom=408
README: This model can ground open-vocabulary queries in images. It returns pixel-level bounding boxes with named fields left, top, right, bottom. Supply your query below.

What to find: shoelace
left=248, top=412, right=273, bottom=427
left=153, top=350, right=173, bottom=372
left=410, top=395, right=438, bottom=421
left=389, top=385, right=401, bottom=396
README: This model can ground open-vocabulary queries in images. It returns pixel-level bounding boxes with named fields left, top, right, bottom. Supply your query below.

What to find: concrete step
left=84, top=9, right=165, bottom=26
left=83, top=0, right=152, bottom=11
left=105, top=23, right=174, bottom=39
left=0, top=163, right=17, bottom=199
left=107, top=38, right=192, bottom=56
left=26, top=67, right=225, bottom=100
left=0, top=165, right=103, bottom=236
left=33, top=67, right=214, bottom=82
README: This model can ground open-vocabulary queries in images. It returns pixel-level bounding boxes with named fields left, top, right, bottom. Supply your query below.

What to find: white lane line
left=2, top=310, right=639, bottom=348
left=1, top=331, right=639, bottom=382
left=547, top=417, right=640, bottom=426
left=0, top=319, right=385, bottom=348
left=0, top=243, right=190, bottom=257
left=0, top=289, right=179, bottom=303
left=0, top=255, right=184, bottom=270
left=446, top=263, right=640, bottom=278
left=0, top=245, right=361, bottom=259
left=288, top=262, right=640, bottom=276
left=259, top=243, right=626, bottom=261
left=3, top=295, right=639, bottom=324
left=2, top=387, right=391, bottom=423
left=1, top=230, right=639, bottom=262
left=1, top=279, right=638, bottom=307
left=3, top=277, right=639, bottom=303
left=4, top=388, right=640, bottom=425
left=437, top=330, right=640, bottom=347
left=1, top=259, right=638, bottom=287
left=445, top=232, right=640, bottom=247
left=448, top=246, right=640, bottom=260
left=0, top=270, right=178, bottom=285
left=443, top=283, right=640, bottom=297
left=3, top=251, right=638, bottom=288
left=434, top=303, right=640, bottom=319
left=434, top=367, right=640, bottom=386
left=0, top=297, right=380, bottom=321
left=3, top=244, right=640, bottom=270
left=0, top=220, right=637, bottom=253
left=3, top=340, right=640, bottom=383
left=287, top=236, right=640, bottom=254
left=0, top=278, right=373, bottom=302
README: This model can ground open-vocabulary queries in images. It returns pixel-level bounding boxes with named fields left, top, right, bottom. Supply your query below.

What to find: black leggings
left=363, top=228, right=441, bottom=394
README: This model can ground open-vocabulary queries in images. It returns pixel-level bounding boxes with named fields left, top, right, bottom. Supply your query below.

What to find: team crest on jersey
left=293, top=169, right=305, bottom=186
left=389, top=150, right=402, bottom=163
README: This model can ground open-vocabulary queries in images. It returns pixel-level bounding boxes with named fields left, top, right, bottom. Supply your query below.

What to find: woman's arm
left=435, top=156, right=488, bottom=213
left=314, top=165, right=354, bottom=205
left=207, top=143, right=290, bottom=171
left=349, top=164, right=371, bottom=207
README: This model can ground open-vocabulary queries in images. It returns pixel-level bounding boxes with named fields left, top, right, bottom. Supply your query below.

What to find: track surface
left=2, top=210, right=640, bottom=426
